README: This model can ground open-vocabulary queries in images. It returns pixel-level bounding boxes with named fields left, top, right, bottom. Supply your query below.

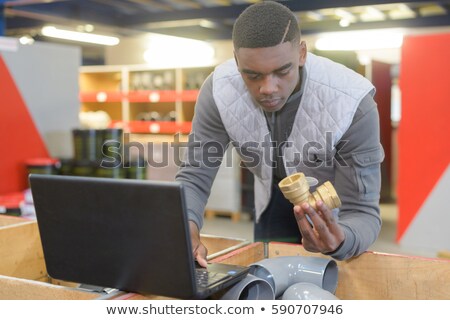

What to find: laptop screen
left=30, top=174, right=198, bottom=298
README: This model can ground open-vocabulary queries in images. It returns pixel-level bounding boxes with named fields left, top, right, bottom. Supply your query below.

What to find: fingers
left=316, top=200, right=343, bottom=236
left=294, top=204, right=320, bottom=252
left=194, top=243, right=208, bottom=268
left=294, top=201, right=344, bottom=253
left=316, top=200, right=335, bottom=224
left=189, top=221, right=208, bottom=268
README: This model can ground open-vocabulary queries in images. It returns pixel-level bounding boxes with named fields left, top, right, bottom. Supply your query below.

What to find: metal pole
left=0, top=0, right=6, bottom=36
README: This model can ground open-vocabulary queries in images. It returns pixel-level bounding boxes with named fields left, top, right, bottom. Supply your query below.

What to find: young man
left=176, top=1, right=384, bottom=266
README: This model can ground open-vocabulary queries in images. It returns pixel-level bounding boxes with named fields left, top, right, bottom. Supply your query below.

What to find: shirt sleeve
left=327, top=92, right=385, bottom=260
left=175, top=74, right=231, bottom=229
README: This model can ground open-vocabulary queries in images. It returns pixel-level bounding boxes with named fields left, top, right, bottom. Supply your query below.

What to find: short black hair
left=232, top=1, right=300, bottom=50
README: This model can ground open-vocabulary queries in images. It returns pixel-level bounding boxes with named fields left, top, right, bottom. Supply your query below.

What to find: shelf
left=110, top=120, right=192, bottom=134
left=79, top=65, right=212, bottom=138
left=80, top=90, right=200, bottom=103
left=127, top=90, right=199, bottom=103
left=79, top=91, right=124, bottom=103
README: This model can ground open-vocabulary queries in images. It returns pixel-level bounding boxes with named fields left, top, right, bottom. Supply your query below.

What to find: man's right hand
left=189, top=221, right=208, bottom=267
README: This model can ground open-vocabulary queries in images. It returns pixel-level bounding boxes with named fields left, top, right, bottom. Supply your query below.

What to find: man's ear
left=299, top=41, right=307, bottom=67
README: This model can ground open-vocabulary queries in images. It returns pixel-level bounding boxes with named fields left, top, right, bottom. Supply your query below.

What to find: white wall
left=2, top=41, right=81, bottom=158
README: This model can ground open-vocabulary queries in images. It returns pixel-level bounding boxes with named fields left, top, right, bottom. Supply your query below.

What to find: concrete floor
left=202, top=203, right=437, bottom=259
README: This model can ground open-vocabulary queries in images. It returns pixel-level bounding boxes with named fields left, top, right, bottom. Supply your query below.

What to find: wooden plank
left=0, top=275, right=100, bottom=300
left=211, top=242, right=265, bottom=266
left=49, top=278, right=81, bottom=288
left=0, top=221, right=47, bottom=280
left=201, top=234, right=250, bottom=260
left=114, top=292, right=177, bottom=300
left=268, top=242, right=450, bottom=300
left=0, top=214, right=29, bottom=227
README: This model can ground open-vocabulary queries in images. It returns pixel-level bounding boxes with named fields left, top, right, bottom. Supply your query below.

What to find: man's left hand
left=293, top=200, right=345, bottom=254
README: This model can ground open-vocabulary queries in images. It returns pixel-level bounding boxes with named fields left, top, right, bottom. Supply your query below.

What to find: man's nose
left=260, top=75, right=278, bottom=95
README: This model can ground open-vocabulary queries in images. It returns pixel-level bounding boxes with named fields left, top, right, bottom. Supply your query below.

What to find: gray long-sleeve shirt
left=176, top=67, right=383, bottom=260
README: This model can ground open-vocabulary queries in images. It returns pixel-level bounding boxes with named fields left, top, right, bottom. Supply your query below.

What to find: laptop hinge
left=78, top=283, right=119, bottom=294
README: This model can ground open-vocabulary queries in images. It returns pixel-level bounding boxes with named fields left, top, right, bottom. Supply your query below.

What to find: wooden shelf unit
left=79, top=64, right=214, bottom=135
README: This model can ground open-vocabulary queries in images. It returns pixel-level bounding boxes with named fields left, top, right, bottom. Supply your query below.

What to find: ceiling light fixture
left=360, top=6, right=386, bottom=22
left=41, top=26, right=120, bottom=46
left=339, top=19, right=351, bottom=27
left=315, top=30, right=403, bottom=51
left=143, top=34, right=215, bottom=68
left=19, top=35, right=34, bottom=45
left=335, top=8, right=356, bottom=27
left=306, top=11, right=324, bottom=21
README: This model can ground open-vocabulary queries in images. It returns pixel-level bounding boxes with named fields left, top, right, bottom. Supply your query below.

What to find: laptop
left=29, top=174, right=249, bottom=299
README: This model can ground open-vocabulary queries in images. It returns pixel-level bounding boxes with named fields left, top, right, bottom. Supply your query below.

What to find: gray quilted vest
left=212, top=53, right=375, bottom=221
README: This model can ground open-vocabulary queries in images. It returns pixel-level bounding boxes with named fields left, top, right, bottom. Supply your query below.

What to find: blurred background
left=1, top=0, right=449, bottom=260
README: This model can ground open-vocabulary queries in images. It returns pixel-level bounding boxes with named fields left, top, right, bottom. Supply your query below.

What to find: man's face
left=235, top=41, right=306, bottom=113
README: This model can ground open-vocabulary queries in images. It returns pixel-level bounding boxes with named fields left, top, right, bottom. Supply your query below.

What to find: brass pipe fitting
left=278, top=173, right=341, bottom=210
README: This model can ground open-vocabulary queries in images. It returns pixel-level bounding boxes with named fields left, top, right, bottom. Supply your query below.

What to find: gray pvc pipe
left=249, top=256, right=338, bottom=298
left=282, top=282, right=339, bottom=300
left=219, top=274, right=275, bottom=300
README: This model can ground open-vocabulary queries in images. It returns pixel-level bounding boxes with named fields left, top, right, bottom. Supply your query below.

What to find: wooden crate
left=0, top=215, right=249, bottom=300
left=0, top=215, right=123, bottom=299
left=0, top=215, right=46, bottom=281
left=0, top=275, right=102, bottom=300
left=202, top=234, right=250, bottom=260
left=211, top=242, right=450, bottom=300
left=0, top=215, right=29, bottom=227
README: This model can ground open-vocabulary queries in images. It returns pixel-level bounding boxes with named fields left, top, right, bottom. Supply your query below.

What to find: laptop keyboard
left=195, top=269, right=231, bottom=288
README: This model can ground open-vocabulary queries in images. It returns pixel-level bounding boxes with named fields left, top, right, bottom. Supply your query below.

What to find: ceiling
left=2, top=0, right=450, bottom=63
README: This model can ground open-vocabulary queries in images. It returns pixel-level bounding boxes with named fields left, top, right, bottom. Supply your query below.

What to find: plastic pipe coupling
left=250, top=256, right=338, bottom=298
left=278, top=173, right=342, bottom=210
left=218, top=274, right=275, bottom=300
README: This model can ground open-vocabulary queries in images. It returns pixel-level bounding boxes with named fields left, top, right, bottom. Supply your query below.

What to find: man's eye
left=247, top=74, right=260, bottom=80
left=277, top=69, right=290, bottom=76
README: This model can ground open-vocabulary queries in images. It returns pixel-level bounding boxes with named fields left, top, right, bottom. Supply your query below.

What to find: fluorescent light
left=339, top=18, right=351, bottom=27
left=143, top=34, right=215, bottom=68
left=360, top=7, right=386, bottom=22
left=41, top=26, right=120, bottom=46
left=419, top=5, right=447, bottom=17
left=19, top=35, right=34, bottom=45
left=390, top=4, right=417, bottom=19
left=335, top=8, right=356, bottom=20
left=335, top=8, right=356, bottom=27
left=315, top=30, right=403, bottom=51
left=306, top=11, right=324, bottom=21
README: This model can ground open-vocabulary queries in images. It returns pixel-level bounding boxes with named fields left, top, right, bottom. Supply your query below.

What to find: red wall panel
left=397, top=33, right=450, bottom=240
left=0, top=56, right=49, bottom=194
